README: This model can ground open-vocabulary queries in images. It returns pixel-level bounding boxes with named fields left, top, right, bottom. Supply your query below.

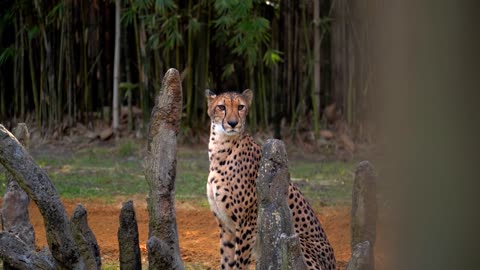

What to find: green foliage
left=187, top=17, right=201, bottom=35
left=45, top=2, right=64, bottom=26
left=27, top=26, right=39, bottom=40
left=159, top=15, right=182, bottom=50
left=263, top=49, right=283, bottom=67
left=0, top=0, right=363, bottom=141
left=221, top=63, right=235, bottom=80
left=154, top=0, right=177, bottom=13
left=0, top=47, right=15, bottom=66
left=213, top=0, right=271, bottom=67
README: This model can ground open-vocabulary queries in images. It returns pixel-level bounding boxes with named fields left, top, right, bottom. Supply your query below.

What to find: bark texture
left=0, top=233, right=55, bottom=270
left=118, top=200, right=141, bottom=270
left=70, top=204, right=101, bottom=270
left=255, top=139, right=306, bottom=270
left=345, top=241, right=374, bottom=270
left=1, top=124, right=35, bottom=270
left=145, top=68, right=184, bottom=270
left=351, top=161, right=377, bottom=249
left=0, top=124, right=84, bottom=269
left=348, top=161, right=377, bottom=270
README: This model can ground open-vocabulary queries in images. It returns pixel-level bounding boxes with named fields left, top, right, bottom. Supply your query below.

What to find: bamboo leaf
left=46, top=2, right=64, bottom=26
left=187, top=17, right=201, bottom=35
left=147, top=34, right=160, bottom=50
left=221, top=63, right=235, bottom=80
left=263, top=49, right=283, bottom=66
left=121, top=8, right=135, bottom=25
left=0, top=47, right=15, bottom=66
left=27, top=26, right=39, bottom=40
left=119, top=82, right=139, bottom=90
left=155, top=0, right=177, bottom=14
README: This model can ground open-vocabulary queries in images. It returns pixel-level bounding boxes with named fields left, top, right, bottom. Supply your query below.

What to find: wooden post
left=0, top=124, right=85, bottom=269
left=144, top=68, right=184, bottom=269
left=118, top=200, right=142, bottom=270
left=347, top=161, right=377, bottom=270
left=1, top=124, right=35, bottom=270
left=256, top=139, right=306, bottom=270
left=70, top=204, right=102, bottom=269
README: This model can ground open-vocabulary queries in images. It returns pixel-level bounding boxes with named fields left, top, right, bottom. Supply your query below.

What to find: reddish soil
left=27, top=197, right=351, bottom=269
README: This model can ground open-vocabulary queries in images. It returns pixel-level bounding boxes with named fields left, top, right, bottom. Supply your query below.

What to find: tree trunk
left=256, top=139, right=306, bottom=270
left=349, top=161, right=377, bottom=270
left=112, top=0, right=121, bottom=132
left=0, top=124, right=85, bottom=269
left=70, top=205, right=102, bottom=270
left=2, top=124, right=35, bottom=270
left=145, top=68, right=184, bottom=270
left=346, top=241, right=373, bottom=270
left=0, top=233, right=55, bottom=270
left=118, top=200, right=142, bottom=270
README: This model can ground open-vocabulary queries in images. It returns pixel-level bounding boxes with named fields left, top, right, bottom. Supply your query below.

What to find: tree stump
left=0, top=124, right=87, bottom=269
left=1, top=124, right=35, bottom=270
left=70, top=204, right=101, bottom=269
left=256, top=139, right=306, bottom=270
left=346, top=241, right=373, bottom=270
left=349, top=161, right=377, bottom=270
left=144, top=68, right=184, bottom=270
left=118, top=200, right=142, bottom=270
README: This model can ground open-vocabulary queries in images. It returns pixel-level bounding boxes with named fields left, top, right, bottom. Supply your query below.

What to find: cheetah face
left=205, top=89, right=253, bottom=136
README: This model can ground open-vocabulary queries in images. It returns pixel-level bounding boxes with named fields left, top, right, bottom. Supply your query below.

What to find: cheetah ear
left=242, top=89, right=253, bottom=106
left=205, top=89, right=216, bottom=106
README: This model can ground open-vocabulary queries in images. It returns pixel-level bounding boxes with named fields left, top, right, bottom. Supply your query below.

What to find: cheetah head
left=205, top=89, right=253, bottom=136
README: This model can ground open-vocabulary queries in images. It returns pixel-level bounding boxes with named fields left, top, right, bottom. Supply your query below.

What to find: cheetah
left=206, top=89, right=336, bottom=270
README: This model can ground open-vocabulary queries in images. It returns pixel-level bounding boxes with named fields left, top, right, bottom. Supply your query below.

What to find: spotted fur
left=206, top=89, right=336, bottom=270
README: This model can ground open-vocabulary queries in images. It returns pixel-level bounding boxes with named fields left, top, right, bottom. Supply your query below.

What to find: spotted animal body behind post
left=206, top=89, right=336, bottom=270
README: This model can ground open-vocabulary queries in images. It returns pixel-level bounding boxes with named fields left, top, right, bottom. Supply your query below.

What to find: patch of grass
left=176, top=148, right=209, bottom=205
left=117, top=140, right=137, bottom=157
left=289, top=160, right=356, bottom=207
left=0, top=139, right=356, bottom=208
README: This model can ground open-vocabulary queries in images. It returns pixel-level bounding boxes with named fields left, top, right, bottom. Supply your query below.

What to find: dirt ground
left=26, top=197, right=352, bottom=269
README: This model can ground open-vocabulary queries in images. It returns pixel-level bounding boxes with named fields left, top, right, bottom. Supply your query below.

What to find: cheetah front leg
left=232, top=225, right=255, bottom=269
left=219, top=225, right=237, bottom=269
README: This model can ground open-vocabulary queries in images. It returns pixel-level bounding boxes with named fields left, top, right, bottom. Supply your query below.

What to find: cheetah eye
left=217, top=105, right=226, bottom=111
left=238, top=105, right=245, bottom=110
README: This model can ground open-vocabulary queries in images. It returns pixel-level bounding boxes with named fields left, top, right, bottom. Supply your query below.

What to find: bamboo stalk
left=202, top=3, right=211, bottom=124
left=28, top=36, right=40, bottom=130
left=112, top=0, right=121, bottom=132
left=81, top=0, right=89, bottom=123
left=133, top=9, right=143, bottom=121
left=123, top=17, right=133, bottom=132
left=313, top=0, right=321, bottom=139
left=14, top=16, right=19, bottom=118
left=20, top=11, right=25, bottom=121
left=57, top=7, right=66, bottom=127
left=186, top=0, right=193, bottom=126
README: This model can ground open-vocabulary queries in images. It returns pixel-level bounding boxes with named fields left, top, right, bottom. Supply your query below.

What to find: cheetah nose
left=227, top=120, right=238, bottom=128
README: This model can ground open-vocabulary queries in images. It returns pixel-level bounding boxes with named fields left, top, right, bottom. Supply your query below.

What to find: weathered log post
left=346, top=161, right=377, bottom=270
left=118, top=200, right=142, bottom=270
left=144, top=68, right=184, bottom=269
left=70, top=204, right=102, bottom=269
left=256, top=139, right=306, bottom=270
left=1, top=124, right=35, bottom=270
left=0, top=124, right=86, bottom=269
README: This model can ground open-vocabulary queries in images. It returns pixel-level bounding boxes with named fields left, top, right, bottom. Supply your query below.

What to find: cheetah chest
left=207, top=144, right=260, bottom=232
left=207, top=176, right=236, bottom=232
